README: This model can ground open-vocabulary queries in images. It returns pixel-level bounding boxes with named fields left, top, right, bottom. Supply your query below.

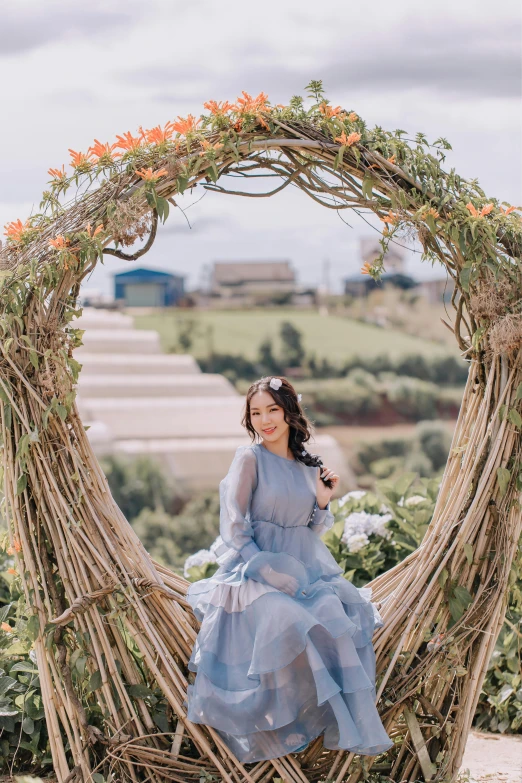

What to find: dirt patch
left=460, top=729, right=522, bottom=782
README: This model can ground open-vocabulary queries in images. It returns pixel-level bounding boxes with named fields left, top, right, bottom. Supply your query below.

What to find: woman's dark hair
left=241, top=375, right=334, bottom=488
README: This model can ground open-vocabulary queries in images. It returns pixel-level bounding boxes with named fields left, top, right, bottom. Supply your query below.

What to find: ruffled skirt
left=184, top=523, right=393, bottom=763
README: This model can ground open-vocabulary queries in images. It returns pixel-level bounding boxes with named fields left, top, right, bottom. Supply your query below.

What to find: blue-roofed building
left=114, top=267, right=185, bottom=307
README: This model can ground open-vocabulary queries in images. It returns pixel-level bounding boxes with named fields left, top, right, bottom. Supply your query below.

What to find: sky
left=1, top=0, right=521, bottom=295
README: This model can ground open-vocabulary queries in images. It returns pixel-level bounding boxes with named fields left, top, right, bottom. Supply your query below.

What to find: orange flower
left=85, top=223, right=104, bottom=238
left=204, top=100, right=234, bottom=116
left=135, top=167, right=169, bottom=182
left=347, top=112, right=358, bottom=122
left=4, top=218, right=31, bottom=242
left=6, top=538, right=21, bottom=556
left=170, top=115, right=202, bottom=135
left=114, top=131, right=143, bottom=153
left=199, top=138, right=224, bottom=156
left=466, top=202, right=494, bottom=218
left=346, top=132, right=361, bottom=146
left=1, top=622, right=12, bottom=633
left=141, top=122, right=177, bottom=145
left=361, top=261, right=373, bottom=275
left=422, top=207, right=439, bottom=220
left=68, top=149, right=91, bottom=169
left=7, top=568, right=17, bottom=576
left=48, top=165, right=67, bottom=180
left=87, top=139, right=121, bottom=162
left=387, top=154, right=396, bottom=164
left=380, top=210, right=399, bottom=225
left=318, top=101, right=344, bottom=118
left=335, top=131, right=361, bottom=147
left=233, top=91, right=270, bottom=114
left=500, top=205, right=518, bottom=215
left=49, top=235, right=70, bottom=250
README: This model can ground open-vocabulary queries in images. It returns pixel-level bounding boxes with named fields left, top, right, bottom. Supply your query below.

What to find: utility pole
left=318, top=257, right=330, bottom=316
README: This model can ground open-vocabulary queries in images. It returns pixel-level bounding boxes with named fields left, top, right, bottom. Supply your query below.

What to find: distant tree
left=279, top=321, right=305, bottom=368
left=257, top=338, right=280, bottom=375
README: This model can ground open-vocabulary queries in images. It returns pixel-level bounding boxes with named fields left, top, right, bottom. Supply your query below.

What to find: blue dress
left=184, top=443, right=393, bottom=763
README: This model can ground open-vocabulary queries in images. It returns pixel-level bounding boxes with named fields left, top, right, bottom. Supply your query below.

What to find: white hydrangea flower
left=404, top=494, right=426, bottom=507
left=370, top=513, right=394, bottom=539
left=183, top=548, right=217, bottom=577
left=341, top=510, right=393, bottom=544
left=338, top=489, right=367, bottom=508
left=397, top=496, right=405, bottom=507
left=347, top=533, right=370, bottom=553
left=379, top=502, right=392, bottom=515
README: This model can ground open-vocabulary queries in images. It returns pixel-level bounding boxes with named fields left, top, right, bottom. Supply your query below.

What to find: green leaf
left=497, top=466, right=511, bottom=496
left=21, top=716, right=34, bottom=735
left=508, top=408, right=522, bottom=428
left=394, top=472, right=417, bottom=497
left=26, top=614, right=40, bottom=642
left=459, top=266, right=472, bottom=292
left=16, top=473, right=27, bottom=495
left=10, top=662, right=38, bottom=674
left=459, top=228, right=468, bottom=256
left=515, top=383, right=522, bottom=401
left=87, top=670, right=103, bottom=693
left=176, top=176, right=188, bottom=194
left=127, top=683, right=155, bottom=700
left=463, top=543, right=473, bottom=565
left=56, top=404, right=67, bottom=421
left=29, top=350, right=39, bottom=371
left=0, top=676, right=18, bottom=696
left=155, top=198, right=170, bottom=224
left=333, top=146, right=345, bottom=171
left=448, top=585, right=473, bottom=621
left=438, top=568, right=449, bottom=588
left=426, top=214, right=437, bottom=235
left=362, top=175, right=373, bottom=200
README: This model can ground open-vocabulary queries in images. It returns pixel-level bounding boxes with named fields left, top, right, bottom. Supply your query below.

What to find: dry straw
left=1, top=83, right=521, bottom=783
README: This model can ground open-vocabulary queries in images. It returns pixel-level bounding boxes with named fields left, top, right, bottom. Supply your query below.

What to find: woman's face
left=249, top=389, right=289, bottom=444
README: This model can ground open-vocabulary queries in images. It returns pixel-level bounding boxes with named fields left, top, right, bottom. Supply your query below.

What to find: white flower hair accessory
left=269, top=377, right=283, bottom=390
left=297, top=393, right=302, bottom=402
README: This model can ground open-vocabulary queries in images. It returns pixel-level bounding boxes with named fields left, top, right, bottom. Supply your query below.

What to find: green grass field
left=133, top=309, right=457, bottom=363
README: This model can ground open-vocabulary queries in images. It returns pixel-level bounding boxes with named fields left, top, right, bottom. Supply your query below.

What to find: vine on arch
left=0, top=80, right=521, bottom=783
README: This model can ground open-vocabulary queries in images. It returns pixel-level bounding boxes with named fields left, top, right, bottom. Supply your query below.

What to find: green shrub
left=386, top=376, right=439, bottom=419
left=100, top=454, right=185, bottom=521
left=130, top=493, right=220, bottom=569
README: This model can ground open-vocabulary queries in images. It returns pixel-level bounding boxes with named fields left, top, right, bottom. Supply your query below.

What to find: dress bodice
left=213, top=443, right=335, bottom=572
left=248, top=443, right=318, bottom=528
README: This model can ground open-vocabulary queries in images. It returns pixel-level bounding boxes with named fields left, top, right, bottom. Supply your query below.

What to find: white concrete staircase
left=73, top=307, right=348, bottom=490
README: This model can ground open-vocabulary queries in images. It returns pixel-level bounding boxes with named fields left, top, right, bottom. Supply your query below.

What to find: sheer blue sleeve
left=307, top=499, right=335, bottom=537
left=218, top=446, right=261, bottom=562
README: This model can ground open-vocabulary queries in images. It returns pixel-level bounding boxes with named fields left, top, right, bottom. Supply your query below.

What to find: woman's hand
left=257, top=563, right=299, bottom=596
left=316, top=465, right=340, bottom=510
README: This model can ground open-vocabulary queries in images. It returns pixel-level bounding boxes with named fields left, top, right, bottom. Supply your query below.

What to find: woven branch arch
left=1, top=83, right=522, bottom=783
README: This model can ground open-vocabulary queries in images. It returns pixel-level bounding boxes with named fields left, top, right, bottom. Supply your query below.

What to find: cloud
left=0, top=2, right=144, bottom=57
left=115, top=17, right=521, bottom=103
left=158, top=213, right=234, bottom=235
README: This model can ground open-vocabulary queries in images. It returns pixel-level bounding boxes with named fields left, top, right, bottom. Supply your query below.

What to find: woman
left=184, top=376, right=393, bottom=763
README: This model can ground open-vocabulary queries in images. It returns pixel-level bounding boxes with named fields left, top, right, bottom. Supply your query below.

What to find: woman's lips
left=263, top=427, right=276, bottom=434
